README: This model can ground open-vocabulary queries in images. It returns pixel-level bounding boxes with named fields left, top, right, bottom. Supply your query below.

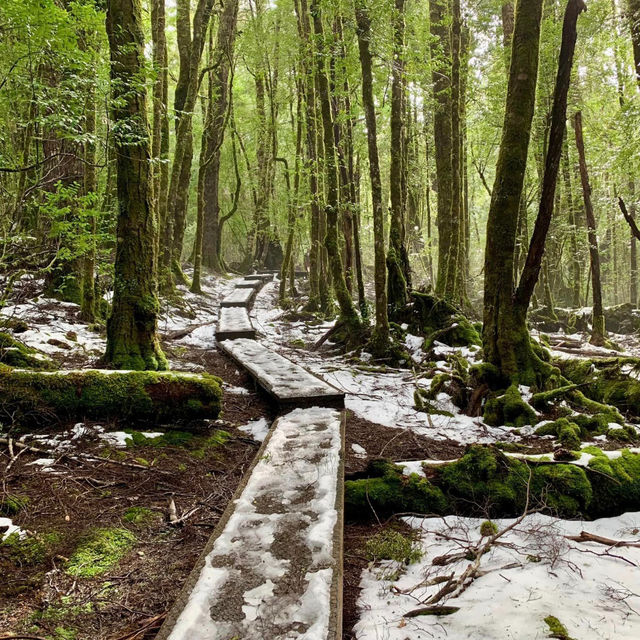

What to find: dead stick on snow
left=565, top=530, right=640, bottom=548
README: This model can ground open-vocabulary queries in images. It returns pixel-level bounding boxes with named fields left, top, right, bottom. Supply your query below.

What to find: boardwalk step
left=220, top=287, right=257, bottom=308
left=157, top=407, right=345, bottom=640
left=216, top=307, right=256, bottom=341
left=218, top=338, right=345, bottom=407
left=235, top=279, right=262, bottom=289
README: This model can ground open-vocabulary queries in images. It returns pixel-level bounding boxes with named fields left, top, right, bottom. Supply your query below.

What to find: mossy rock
left=0, top=332, right=56, bottom=370
left=483, top=385, right=537, bottom=428
left=587, top=449, right=640, bottom=518
left=0, top=369, right=223, bottom=426
left=66, top=527, right=136, bottom=578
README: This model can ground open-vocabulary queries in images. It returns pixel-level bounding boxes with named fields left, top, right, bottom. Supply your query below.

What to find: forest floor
left=1, top=273, right=640, bottom=639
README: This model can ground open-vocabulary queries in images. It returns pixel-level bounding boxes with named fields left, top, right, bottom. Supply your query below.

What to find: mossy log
left=0, top=368, right=222, bottom=426
left=557, top=358, right=640, bottom=417
left=0, top=332, right=56, bottom=370
left=345, top=445, right=640, bottom=522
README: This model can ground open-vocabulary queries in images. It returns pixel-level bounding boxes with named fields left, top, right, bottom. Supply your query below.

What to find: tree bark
left=104, top=0, right=166, bottom=370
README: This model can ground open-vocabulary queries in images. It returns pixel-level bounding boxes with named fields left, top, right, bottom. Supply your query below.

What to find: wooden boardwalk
left=157, top=273, right=345, bottom=640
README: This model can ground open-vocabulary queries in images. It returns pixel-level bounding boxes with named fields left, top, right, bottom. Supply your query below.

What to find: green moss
left=414, top=388, right=454, bottom=416
left=0, top=332, right=56, bottom=370
left=66, top=527, right=136, bottom=578
left=124, top=429, right=195, bottom=448
left=191, top=429, right=231, bottom=459
left=0, top=493, right=30, bottom=516
left=544, top=615, right=575, bottom=639
left=364, top=529, right=423, bottom=564
left=469, top=362, right=511, bottom=391
left=484, top=385, right=537, bottom=428
left=588, top=449, right=640, bottom=518
left=480, top=520, right=498, bottom=536
left=346, top=447, right=595, bottom=522
left=53, top=627, right=78, bottom=640
left=1, top=533, right=47, bottom=565
left=345, top=460, right=448, bottom=519
left=123, top=507, right=158, bottom=526
left=0, top=369, right=223, bottom=426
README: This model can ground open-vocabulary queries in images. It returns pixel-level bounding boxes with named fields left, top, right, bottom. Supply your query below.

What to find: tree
left=355, top=0, right=389, bottom=352
left=103, top=0, right=167, bottom=371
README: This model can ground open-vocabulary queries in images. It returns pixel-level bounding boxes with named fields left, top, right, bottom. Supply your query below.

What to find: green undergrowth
left=65, top=527, right=136, bottom=578
left=0, top=368, right=223, bottom=426
left=0, top=493, right=30, bottom=516
left=345, top=445, right=640, bottom=522
left=0, top=332, right=56, bottom=370
left=363, top=529, right=423, bottom=565
left=535, top=416, right=637, bottom=449
left=123, top=506, right=159, bottom=526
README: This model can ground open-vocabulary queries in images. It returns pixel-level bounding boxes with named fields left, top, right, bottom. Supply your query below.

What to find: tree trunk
left=387, top=0, right=411, bottom=312
left=628, top=0, right=640, bottom=86
left=198, top=0, right=239, bottom=276
left=104, top=0, right=166, bottom=371
left=482, top=0, right=544, bottom=384
left=573, top=110, right=607, bottom=346
left=355, top=0, right=389, bottom=351
left=310, top=0, right=362, bottom=342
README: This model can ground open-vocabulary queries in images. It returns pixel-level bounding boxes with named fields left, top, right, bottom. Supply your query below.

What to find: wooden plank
left=216, top=307, right=256, bottom=341
left=156, top=407, right=345, bottom=640
left=218, top=338, right=345, bottom=407
left=220, top=287, right=257, bottom=308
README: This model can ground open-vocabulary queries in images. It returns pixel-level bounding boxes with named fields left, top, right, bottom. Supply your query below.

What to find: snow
left=351, top=443, right=367, bottom=459
left=355, top=512, right=640, bottom=640
left=221, top=288, right=255, bottom=307
left=238, top=417, right=271, bottom=442
left=165, top=407, right=343, bottom=640
left=0, top=517, right=26, bottom=541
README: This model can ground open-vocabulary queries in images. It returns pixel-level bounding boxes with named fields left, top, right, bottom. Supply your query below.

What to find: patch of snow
left=0, top=517, right=26, bottom=541
left=355, top=512, right=640, bottom=640
left=351, top=443, right=367, bottom=459
left=238, top=418, right=270, bottom=442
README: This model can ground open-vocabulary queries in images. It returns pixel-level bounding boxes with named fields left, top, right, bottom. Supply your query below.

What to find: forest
left=1, top=0, right=640, bottom=638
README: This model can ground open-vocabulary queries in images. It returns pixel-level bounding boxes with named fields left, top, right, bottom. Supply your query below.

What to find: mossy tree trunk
left=573, top=110, right=606, bottom=346
left=482, top=0, right=545, bottom=384
left=311, top=0, right=362, bottom=343
left=104, top=0, right=167, bottom=371
left=387, top=0, right=411, bottom=313
left=355, top=0, right=389, bottom=352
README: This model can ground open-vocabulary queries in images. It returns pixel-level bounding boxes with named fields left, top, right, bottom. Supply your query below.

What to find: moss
left=469, top=362, right=511, bottom=392
left=191, top=430, right=231, bottom=459
left=559, top=358, right=640, bottom=417
left=0, top=493, right=30, bottom=516
left=123, top=507, right=158, bottom=526
left=124, top=430, right=195, bottom=448
left=53, top=627, right=78, bottom=640
left=480, top=520, right=498, bottom=536
left=484, top=385, right=537, bottom=428
left=346, top=447, right=595, bottom=522
left=66, top=527, right=136, bottom=578
left=345, top=460, right=448, bottom=519
left=1, top=533, right=47, bottom=565
left=414, top=388, right=454, bottom=416
left=363, top=529, right=423, bottom=564
left=530, top=384, right=578, bottom=411
left=535, top=417, right=596, bottom=450
left=587, top=449, right=640, bottom=518
left=0, top=332, right=56, bottom=370
left=0, top=369, right=222, bottom=426
left=544, top=615, right=575, bottom=639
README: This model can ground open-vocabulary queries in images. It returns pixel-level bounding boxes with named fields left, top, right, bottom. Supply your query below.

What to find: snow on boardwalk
left=216, top=307, right=256, bottom=341
left=220, top=287, right=257, bottom=308
left=157, top=407, right=345, bottom=640
left=219, top=338, right=345, bottom=406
